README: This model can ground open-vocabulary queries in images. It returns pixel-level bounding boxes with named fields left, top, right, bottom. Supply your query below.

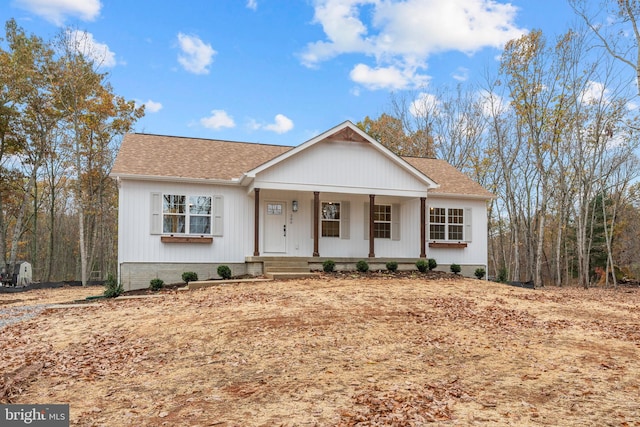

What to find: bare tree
left=569, top=0, right=640, bottom=95
left=53, top=29, right=143, bottom=285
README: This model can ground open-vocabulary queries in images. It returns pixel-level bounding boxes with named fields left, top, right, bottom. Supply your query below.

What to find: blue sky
left=2, top=0, right=578, bottom=146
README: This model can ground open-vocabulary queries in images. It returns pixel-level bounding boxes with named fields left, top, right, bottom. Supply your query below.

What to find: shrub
left=217, top=265, right=232, bottom=280
left=450, top=263, right=461, bottom=274
left=428, top=258, right=437, bottom=271
left=182, top=271, right=198, bottom=283
left=386, top=261, right=398, bottom=272
left=150, top=278, right=164, bottom=291
left=323, top=259, right=336, bottom=273
left=104, top=273, right=124, bottom=298
left=497, top=267, right=508, bottom=283
left=474, top=268, right=486, bottom=280
left=356, top=260, right=369, bottom=273
left=416, top=259, right=428, bottom=273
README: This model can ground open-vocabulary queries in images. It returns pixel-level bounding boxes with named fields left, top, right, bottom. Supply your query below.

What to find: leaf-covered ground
left=1, top=276, right=639, bottom=426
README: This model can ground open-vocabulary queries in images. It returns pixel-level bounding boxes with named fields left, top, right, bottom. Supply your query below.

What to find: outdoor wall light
left=292, top=200, right=298, bottom=212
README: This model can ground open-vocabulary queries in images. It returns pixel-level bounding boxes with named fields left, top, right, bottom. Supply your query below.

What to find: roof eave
left=110, top=172, right=241, bottom=186
left=428, top=192, right=496, bottom=200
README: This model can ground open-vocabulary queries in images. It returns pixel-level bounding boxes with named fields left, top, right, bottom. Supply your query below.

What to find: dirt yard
left=1, top=275, right=639, bottom=426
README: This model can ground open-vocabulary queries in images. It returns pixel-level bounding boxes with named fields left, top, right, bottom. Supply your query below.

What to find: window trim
left=373, top=204, right=392, bottom=239
left=364, top=202, right=400, bottom=241
left=321, top=201, right=341, bottom=238
left=428, top=206, right=470, bottom=243
left=162, top=193, right=213, bottom=236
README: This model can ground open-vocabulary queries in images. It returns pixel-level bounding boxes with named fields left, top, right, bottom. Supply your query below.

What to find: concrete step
left=264, top=266, right=310, bottom=273
left=265, top=271, right=320, bottom=280
left=263, top=260, right=310, bottom=273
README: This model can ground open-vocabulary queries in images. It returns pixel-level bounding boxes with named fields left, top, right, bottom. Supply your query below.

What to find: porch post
left=420, top=197, right=427, bottom=258
left=313, top=191, right=320, bottom=256
left=369, top=194, right=375, bottom=258
left=253, top=188, right=260, bottom=256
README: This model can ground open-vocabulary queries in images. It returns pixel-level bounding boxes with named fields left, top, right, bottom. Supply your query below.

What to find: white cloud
left=247, top=0, right=258, bottom=10
left=478, top=89, right=510, bottom=117
left=264, top=114, right=294, bottom=134
left=410, top=92, right=441, bottom=117
left=177, top=33, right=216, bottom=75
left=143, top=100, right=162, bottom=113
left=580, top=80, right=610, bottom=105
left=249, top=114, right=294, bottom=134
left=452, top=67, right=469, bottom=82
left=350, top=63, right=429, bottom=90
left=302, top=0, right=526, bottom=90
left=15, top=0, right=101, bottom=25
left=66, top=29, right=116, bottom=68
left=201, top=110, right=235, bottom=130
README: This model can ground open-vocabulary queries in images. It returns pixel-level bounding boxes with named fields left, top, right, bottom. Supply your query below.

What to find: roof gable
left=243, top=121, right=437, bottom=189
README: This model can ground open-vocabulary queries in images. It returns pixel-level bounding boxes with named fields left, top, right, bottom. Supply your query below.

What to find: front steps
left=263, top=259, right=319, bottom=280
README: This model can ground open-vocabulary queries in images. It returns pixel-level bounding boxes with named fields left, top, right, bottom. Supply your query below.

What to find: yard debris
left=0, top=277, right=639, bottom=425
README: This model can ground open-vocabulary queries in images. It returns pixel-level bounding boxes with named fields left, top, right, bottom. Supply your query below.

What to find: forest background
left=2, top=1, right=640, bottom=288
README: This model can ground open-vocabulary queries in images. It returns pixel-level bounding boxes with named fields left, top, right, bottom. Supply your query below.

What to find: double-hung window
left=321, top=202, right=340, bottom=237
left=163, top=194, right=212, bottom=234
left=429, top=207, right=465, bottom=241
left=373, top=204, right=392, bottom=239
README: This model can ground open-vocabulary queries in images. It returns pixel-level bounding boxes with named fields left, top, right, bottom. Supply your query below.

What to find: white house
left=110, top=121, right=494, bottom=290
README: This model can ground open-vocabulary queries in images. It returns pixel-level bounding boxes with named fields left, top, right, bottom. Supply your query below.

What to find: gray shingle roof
left=111, top=134, right=292, bottom=181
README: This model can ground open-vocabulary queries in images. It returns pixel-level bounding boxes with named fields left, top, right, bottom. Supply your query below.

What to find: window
left=321, top=202, right=340, bottom=237
left=267, top=203, right=283, bottom=215
left=163, top=194, right=211, bottom=234
left=429, top=207, right=466, bottom=241
left=373, top=204, right=391, bottom=239
left=363, top=202, right=399, bottom=241
left=189, top=196, right=212, bottom=234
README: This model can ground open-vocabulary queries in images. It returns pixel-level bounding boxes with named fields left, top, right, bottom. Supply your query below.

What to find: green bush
left=323, top=259, right=336, bottom=273
left=104, top=273, right=124, bottom=298
left=356, top=260, right=369, bottom=273
left=386, top=261, right=398, bottom=272
left=182, top=271, right=198, bottom=283
left=450, top=264, right=461, bottom=274
left=428, top=258, right=437, bottom=271
left=474, top=268, right=486, bottom=280
left=217, top=265, right=232, bottom=280
left=497, top=267, right=508, bottom=283
left=149, top=278, right=164, bottom=291
left=416, top=259, right=428, bottom=273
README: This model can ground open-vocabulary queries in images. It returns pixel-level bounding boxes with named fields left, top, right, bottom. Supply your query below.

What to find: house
left=110, top=121, right=493, bottom=290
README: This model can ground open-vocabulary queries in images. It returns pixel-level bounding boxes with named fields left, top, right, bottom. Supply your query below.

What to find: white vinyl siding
left=254, top=139, right=431, bottom=197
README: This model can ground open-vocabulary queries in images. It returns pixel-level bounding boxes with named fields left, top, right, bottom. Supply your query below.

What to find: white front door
left=264, top=201, right=287, bottom=253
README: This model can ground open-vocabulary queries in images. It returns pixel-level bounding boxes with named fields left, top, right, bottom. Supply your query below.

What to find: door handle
left=283, top=224, right=287, bottom=236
